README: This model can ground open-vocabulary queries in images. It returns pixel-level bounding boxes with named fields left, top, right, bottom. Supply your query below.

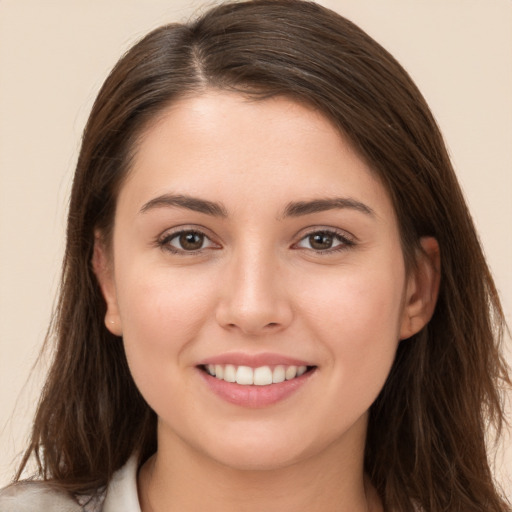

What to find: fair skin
left=94, top=91, right=439, bottom=512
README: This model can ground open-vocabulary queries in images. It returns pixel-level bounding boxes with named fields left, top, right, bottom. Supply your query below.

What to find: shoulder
left=0, top=481, right=83, bottom=512
left=0, top=455, right=138, bottom=512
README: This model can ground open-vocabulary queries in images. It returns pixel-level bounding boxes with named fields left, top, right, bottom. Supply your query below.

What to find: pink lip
left=197, top=352, right=313, bottom=368
left=196, top=361, right=316, bottom=409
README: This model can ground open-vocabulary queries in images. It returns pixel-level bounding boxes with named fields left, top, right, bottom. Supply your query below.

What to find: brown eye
left=178, top=231, right=205, bottom=251
left=295, top=229, right=354, bottom=253
left=309, top=233, right=334, bottom=250
left=162, top=230, right=217, bottom=253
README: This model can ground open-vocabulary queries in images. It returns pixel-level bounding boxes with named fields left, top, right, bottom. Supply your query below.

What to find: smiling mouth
left=200, top=364, right=316, bottom=386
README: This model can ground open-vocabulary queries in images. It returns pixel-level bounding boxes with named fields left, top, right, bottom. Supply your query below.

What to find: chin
left=193, top=425, right=338, bottom=473
left=206, top=444, right=306, bottom=472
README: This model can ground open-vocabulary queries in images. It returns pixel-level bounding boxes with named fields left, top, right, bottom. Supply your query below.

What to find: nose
left=215, top=247, right=293, bottom=336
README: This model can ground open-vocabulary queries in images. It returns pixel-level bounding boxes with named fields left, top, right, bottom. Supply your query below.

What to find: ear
left=399, top=237, right=441, bottom=340
left=92, top=231, right=123, bottom=336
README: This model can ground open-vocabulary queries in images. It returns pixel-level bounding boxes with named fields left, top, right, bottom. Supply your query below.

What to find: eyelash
left=156, top=227, right=356, bottom=255
left=157, top=228, right=219, bottom=255
left=293, top=228, right=355, bottom=254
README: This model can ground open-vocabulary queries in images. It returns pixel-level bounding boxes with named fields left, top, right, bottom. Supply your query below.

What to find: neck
left=138, top=420, right=382, bottom=512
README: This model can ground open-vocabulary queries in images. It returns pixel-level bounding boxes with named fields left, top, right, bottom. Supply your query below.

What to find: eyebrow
left=139, top=193, right=374, bottom=219
left=282, top=197, right=375, bottom=218
left=139, top=194, right=228, bottom=217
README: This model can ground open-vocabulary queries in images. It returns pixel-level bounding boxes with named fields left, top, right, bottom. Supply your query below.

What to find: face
left=95, top=91, right=437, bottom=472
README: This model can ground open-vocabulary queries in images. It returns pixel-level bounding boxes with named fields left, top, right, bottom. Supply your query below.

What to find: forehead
left=119, top=91, right=394, bottom=221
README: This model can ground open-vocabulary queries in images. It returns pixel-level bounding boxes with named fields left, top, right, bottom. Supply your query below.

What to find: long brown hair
left=16, top=1, right=510, bottom=510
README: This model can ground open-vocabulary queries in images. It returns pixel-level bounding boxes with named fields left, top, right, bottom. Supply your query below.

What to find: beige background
left=1, top=0, right=511, bottom=495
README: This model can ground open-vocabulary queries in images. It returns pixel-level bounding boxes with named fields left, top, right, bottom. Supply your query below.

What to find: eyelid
left=292, top=226, right=357, bottom=252
left=296, top=225, right=357, bottom=242
left=156, top=225, right=221, bottom=254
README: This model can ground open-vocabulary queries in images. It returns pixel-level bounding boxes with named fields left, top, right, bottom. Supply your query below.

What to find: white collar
left=102, top=456, right=141, bottom=512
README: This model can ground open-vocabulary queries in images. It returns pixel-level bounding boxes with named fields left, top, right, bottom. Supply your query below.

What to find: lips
left=196, top=353, right=316, bottom=407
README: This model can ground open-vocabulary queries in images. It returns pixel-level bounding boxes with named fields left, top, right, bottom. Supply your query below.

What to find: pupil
left=310, top=233, right=333, bottom=250
left=180, top=232, right=203, bottom=250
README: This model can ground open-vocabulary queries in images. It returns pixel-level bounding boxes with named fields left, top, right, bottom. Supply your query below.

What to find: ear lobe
left=400, top=237, right=441, bottom=340
left=92, top=232, right=123, bottom=336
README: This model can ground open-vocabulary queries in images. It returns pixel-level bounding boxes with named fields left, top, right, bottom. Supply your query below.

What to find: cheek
left=117, top=257, right=217, bottom=331
left=114, top=263, right=216, bottom=387
left=335, top=275, right=404, bottom=342
left=299, top=258, right=405, bottom=392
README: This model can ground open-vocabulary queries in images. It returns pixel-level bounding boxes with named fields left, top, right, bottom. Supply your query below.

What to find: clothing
left=0, top=457, right=140, bottom=512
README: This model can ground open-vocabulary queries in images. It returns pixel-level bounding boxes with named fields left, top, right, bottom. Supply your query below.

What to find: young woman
left=1, top=1, right=509, bottom=511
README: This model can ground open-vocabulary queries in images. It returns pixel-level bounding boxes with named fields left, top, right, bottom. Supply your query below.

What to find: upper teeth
left=206, top=364, right=308, bottom=386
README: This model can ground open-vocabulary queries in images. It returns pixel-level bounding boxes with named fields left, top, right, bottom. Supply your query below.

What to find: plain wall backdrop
left=1, top=0, right=511, bottom=496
